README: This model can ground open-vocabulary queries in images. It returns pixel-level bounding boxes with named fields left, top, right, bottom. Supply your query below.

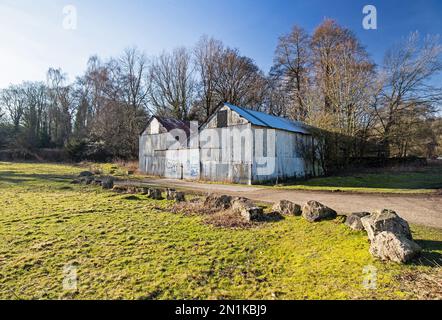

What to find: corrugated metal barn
left=139, top=103, right=322, bottom=184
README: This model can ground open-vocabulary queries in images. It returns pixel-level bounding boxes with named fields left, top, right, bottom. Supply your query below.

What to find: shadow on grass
left=261, top=212, right=285, bottom=223
left=123, top=195, right=142, bottom=201
left=0, top=171, right=76, bottom=185
left=412, top=239, right=442, bottom=267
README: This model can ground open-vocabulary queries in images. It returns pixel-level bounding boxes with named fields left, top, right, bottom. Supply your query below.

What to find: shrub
left=66, top=139, right=112, bottom=162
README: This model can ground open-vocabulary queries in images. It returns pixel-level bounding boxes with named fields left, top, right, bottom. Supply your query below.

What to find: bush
left=0, top=124, right=14, bottom=149
left=66, top=139, right=112, bottom=162
left=66, top=139, right=88, bottom=162
left=0, top=148, right=67, bottom=162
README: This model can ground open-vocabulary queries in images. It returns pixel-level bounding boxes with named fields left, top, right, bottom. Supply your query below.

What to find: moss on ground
left=0, top=162, right=441, bottom=300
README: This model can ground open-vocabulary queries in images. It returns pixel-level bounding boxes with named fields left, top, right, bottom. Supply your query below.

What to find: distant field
left=276, top=169, right=442, bottom=194
left=0, top=162, right=441, bottom=300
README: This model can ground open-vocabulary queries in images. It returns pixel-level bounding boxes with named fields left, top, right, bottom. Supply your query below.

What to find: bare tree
left=214, top=48, right=266, bottom=109
left=149, top=47, right=195, bottom=120
left=83, top=55, right=110, bottom=121
left=310, top=19, right=375, bottom=137
left=374, top=32, right=442, bottom=156
left=265, top=74, right=291, bottom=116
left=117, top=48, right=150, bottom=155
left=21, top=82, right=48, bottom=147
left=0, top=85, right=26, bottom=132
left=271, top=25, right=311, bottom=120
left=193, top=36, right=225, bottom=121
left=118, top=48, right=149, bottom=111
left=46, top=68, right=73, bottom=147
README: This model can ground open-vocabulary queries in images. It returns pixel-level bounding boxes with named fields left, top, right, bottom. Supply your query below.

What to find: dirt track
left=130, top=178, right=442, bottom=229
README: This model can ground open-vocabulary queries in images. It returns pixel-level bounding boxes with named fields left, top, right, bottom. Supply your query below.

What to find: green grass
left=275, top=169, right=442, bottom=194
left=0, top=162, right=441, bottom=300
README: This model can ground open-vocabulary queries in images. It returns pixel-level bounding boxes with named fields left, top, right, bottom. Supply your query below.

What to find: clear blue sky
left=0, top=0, right=441, bottom=88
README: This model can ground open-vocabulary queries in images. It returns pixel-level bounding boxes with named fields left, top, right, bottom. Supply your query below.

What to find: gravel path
left=130, top=178, right=442, bottom=229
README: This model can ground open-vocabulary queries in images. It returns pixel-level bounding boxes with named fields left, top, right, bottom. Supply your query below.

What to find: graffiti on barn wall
left=166, top=160, right=179, bottom=174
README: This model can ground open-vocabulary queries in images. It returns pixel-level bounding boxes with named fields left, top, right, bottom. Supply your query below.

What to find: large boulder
left=78, top=171, right=94, bottom=177
left=101, top=177, right=115, bottom=190
left=112, top=185, right=139, bottom=194
left=272, top=200, right=301, bottom=216
left=92, top=178, right=102, bottom=186
left=81, top=176, right=94, bottom=185
left=166, top=189, right=186, bottom=202
left=361, top=209, right=413, bottom=241
left=369, top=231, right=422, bottom=264
left=166, top=189, right=177, bottom=200
left=112, top=185, right=128, bottom=194
left=127, top=186, right=139, bottom=194
left=174, top=192, right=186, bottom=202
left=345, top=212, right=371, bottom=231
left=241, top=206, right=264, bottom=222
left=148, top=189, right=164, bottom=200
left=138, top=187, right=151, bottom=195
left=302, top=201, right=337, bottom=222
left=231, top=198, right=263, bottom=222
left=204, top=194, right=233, bottom=211
left=231, top=197, right=253, bottom=212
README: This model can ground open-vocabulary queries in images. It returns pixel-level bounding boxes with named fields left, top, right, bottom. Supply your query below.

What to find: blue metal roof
left=225, top=103, right=310, bottom=135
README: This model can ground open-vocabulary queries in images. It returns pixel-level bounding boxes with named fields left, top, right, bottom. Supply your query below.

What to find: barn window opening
left=217, top=110, right=228, bottom=128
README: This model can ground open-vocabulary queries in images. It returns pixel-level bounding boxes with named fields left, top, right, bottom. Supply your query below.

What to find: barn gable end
left=202, top=104, right=251, bottom=129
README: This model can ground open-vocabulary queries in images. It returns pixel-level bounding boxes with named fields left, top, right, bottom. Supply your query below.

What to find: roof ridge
left=232, top=104, right=272, bottom=128
left=241, top=104, right=307, bottom=127
left=224, top=103, right=310, bottom=135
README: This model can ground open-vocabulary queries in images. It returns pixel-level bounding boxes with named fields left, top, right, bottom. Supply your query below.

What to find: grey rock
left=138, top=187, right=151, bottom=195
left=231, top=197, right=254, bottom=213
left=166, top=189, right=177, bottom=200
left=272, top=200, right=301, bottom=216
left=361, top=209, right=412, bottom=241
left=230, top=198, right=264, bottom=222
left=126, top=186, right=138, bottom=194
left=92, top=180, right=102, bottom=186
left=345, top=212, right=371, bottom=231
left=240, top=206, right=264, bottom=222
left=112, top=185, right=128, bottom=194
left=78, top=171, right=94, bottom=177
left=369, top=231, right=421, bottom=264
left=204, top=194, right=233, bottom=210
left=101, top=177, right=114, bottom=190
left=302, top=201, right=337, bottom=222
left=166, top=189, right=186, bottom=202
left=82, top=176, right=94, bottom=185
left=148, top=189, right=164, bottom=200
left=174, top=192, right=186, bottom=202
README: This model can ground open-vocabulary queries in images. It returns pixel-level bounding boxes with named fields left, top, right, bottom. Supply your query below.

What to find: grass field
left=275, top=168, right=442, bottom=194
left=0, top=162, right=441, bottom=300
